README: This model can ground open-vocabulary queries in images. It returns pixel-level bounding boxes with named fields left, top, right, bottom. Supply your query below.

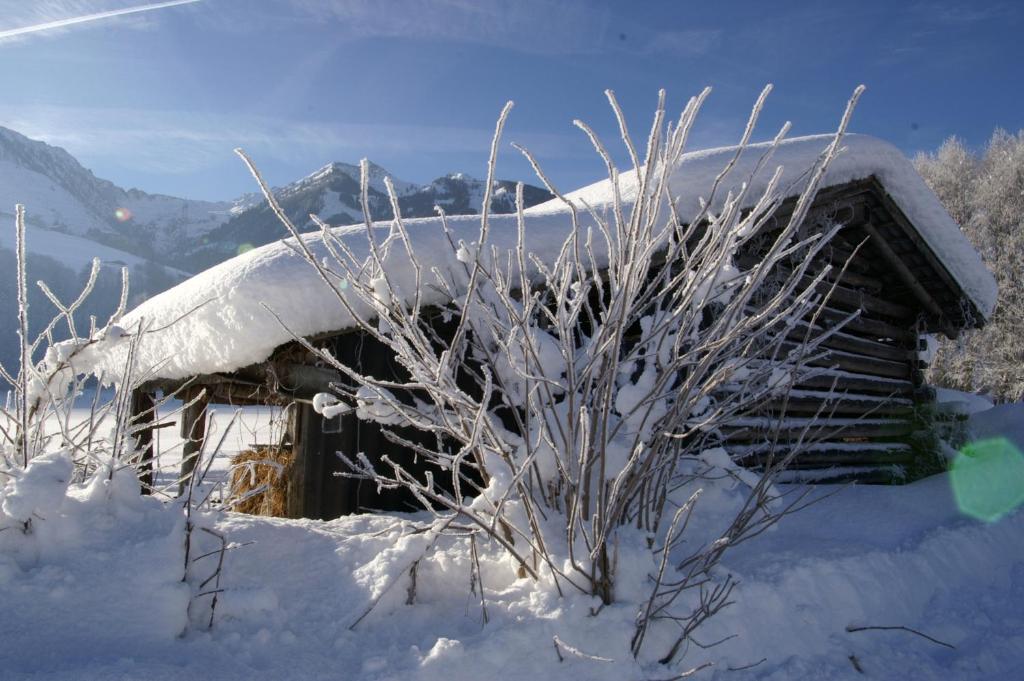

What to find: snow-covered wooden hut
left=120, top=135, right=997, bottom=519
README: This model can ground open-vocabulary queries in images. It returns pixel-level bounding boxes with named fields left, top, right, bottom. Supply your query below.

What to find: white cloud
left=0, top=0, right=199, bottom=45
left=0, top=1, right=721, bottom=59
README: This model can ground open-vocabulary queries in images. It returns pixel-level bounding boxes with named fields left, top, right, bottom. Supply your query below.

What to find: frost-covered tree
left=915, top=130, right=1024, bottom=402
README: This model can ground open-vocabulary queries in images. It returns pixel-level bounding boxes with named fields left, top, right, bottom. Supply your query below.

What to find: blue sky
left=0, top=0, right=1021, bottom=201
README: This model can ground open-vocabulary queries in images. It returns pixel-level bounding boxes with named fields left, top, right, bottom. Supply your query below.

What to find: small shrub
left=237, top=83, right=867, bottom=667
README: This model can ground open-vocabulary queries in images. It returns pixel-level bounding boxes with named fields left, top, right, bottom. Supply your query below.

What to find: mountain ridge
left=0, top=126, right=553, bottom=275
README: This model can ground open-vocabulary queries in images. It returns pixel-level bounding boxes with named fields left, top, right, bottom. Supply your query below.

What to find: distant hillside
left=0, top=126, right=235, bottom=263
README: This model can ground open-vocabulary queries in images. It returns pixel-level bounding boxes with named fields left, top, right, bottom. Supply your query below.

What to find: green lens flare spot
left=236, top=243, right=254, bottom=255
left=951, top=437, right=1024, bottom=522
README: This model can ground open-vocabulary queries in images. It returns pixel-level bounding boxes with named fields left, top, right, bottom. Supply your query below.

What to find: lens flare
left=114, top=207, right=133, bottom=222
left=236, top=243, right=254, bottom=255
left=951, top=437, right=1024, bottom=522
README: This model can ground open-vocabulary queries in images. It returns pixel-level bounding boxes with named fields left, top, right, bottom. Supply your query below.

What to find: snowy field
left=142, top=402, right=283, bottom=495
left=1, top=400, right=1022, bottom=680
left=34, top=396, right=284, bottom=497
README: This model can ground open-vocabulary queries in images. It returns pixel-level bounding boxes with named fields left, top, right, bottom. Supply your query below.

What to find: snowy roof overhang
left=119, top=134, right=997, bottom=383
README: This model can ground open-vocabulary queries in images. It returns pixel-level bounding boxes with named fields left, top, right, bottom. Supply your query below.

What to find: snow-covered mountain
left=186, top=162, right=553, bottom=271
left=0, top=127, right=553, bottom=274
left=0, top=126, right=236, bottom=264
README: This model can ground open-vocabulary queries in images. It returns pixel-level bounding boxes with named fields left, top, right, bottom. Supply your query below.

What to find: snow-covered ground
left=2, top=400, right=1022, bottom=681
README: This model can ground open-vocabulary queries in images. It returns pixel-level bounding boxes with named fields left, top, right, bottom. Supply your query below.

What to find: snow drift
left=3, top=451, right=1021, bottom=680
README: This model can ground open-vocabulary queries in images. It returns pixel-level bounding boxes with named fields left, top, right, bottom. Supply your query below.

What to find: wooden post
left=178, top=387, right=209, bottom=497
left=129, top=389, right=157, bottom=494
left=286, top=402, right=323, bottom=519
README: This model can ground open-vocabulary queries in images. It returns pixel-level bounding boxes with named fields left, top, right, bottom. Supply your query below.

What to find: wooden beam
left=812, top=277, right=914, bottom=320
left=816, top=262, right=884, bottom=293
left=866, top=177, right=982, bottom=329
left=276, top=363, right=346, bottom=398
left=775, top=467, right=906, bottom=485
left=745, top=304, right=914, bottom=343
left=734, top=254, right=882, bottom=293
left=822, top=244, right=873, bottom=274
left=860, top=221, right=948, bottom=327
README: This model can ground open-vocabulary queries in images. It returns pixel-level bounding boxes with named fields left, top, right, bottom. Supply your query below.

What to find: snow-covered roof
left=118, top=134, right=997, bottom=383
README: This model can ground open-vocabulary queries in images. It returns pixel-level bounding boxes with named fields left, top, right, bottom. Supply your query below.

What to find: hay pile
left=229, top=447, right=292, bottom=516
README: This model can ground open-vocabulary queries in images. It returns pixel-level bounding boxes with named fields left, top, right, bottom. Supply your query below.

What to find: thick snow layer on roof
left=556, top=133, right=997, bottom=317
left=116, top=134, right=996, bottom=382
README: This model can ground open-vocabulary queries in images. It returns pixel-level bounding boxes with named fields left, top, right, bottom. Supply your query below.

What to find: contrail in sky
left=0, top=0, right=201, bottom=41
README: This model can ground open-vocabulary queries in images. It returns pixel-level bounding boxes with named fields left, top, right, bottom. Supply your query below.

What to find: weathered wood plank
left=773, top=466, right=906, bottom=485
left=818, top=262, right=884, bottom=293
left=822, top=244, right=874, bottom=275
left=865, top=177, right=979, bottom=331
left=812, top=278, right=914, bottom=320
left=734, top=254, right=883, bottom=293
left=744, top=303, right=914, bottom=344
left=860, top=221, right=948, bottom=322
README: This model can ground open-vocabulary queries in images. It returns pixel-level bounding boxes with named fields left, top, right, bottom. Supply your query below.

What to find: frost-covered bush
left=0, top=205, right=138, bottom=478
left=239, top=85, right=864, bottom=667
left=915, top=131, right=1024, bottom=402
left=0, top=206, right=231, bottom=635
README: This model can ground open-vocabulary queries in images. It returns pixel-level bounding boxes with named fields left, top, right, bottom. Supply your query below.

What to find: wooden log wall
left=278, top=187, right=949, bottom=500
left=725, top=203, right=941, bottom=484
